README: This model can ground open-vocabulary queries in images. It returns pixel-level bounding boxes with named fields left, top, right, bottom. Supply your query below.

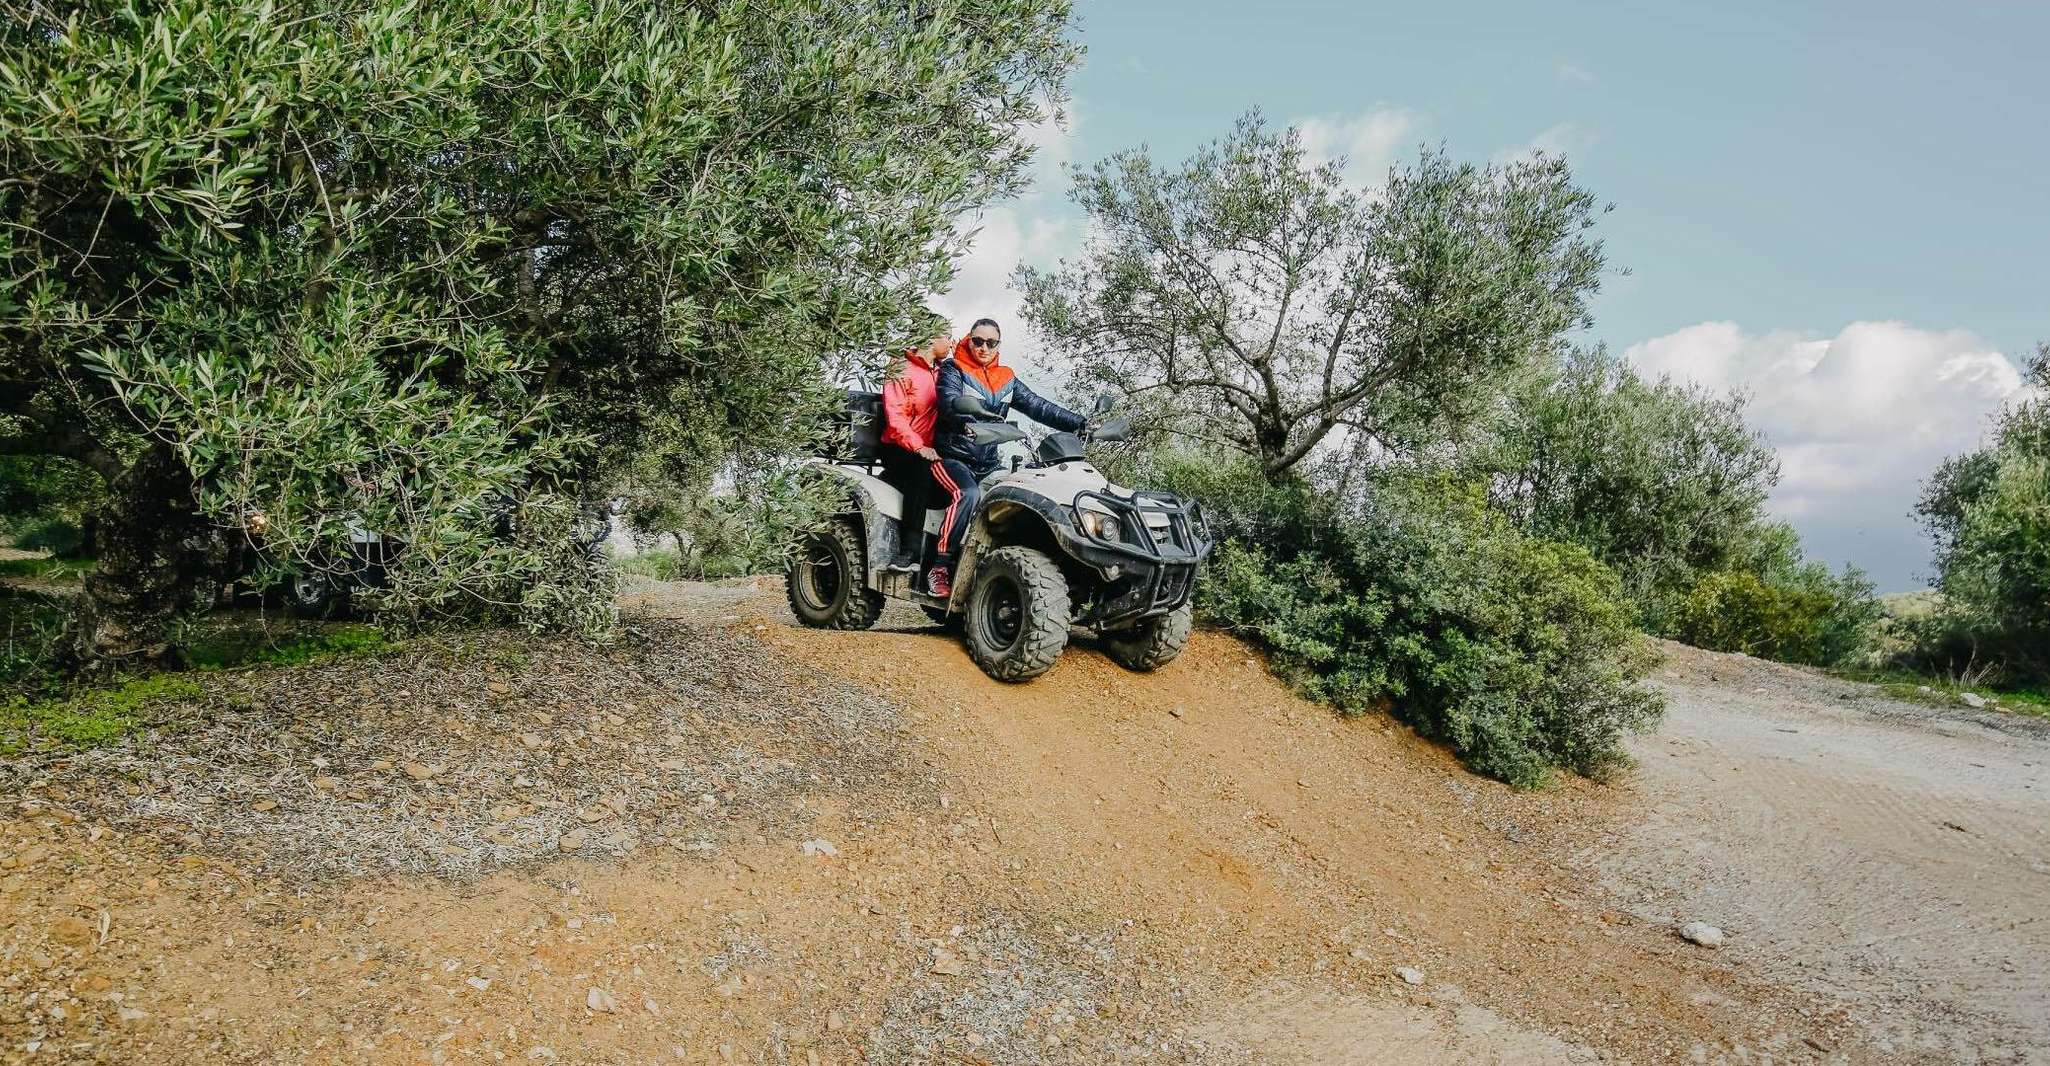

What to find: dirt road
left=1587, top=644, right=2050, bottom=1063
left=1, top=577, right=2043, bottom=1064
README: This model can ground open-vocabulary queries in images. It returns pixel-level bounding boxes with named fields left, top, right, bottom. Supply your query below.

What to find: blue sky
left=940, top=0, right=2049, bottom=591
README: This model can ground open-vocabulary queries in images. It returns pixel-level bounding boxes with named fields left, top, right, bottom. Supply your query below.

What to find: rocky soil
left=0, top=576, right=2041, bottom=1064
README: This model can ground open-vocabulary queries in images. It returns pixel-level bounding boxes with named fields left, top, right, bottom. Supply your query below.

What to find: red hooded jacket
left=881, top=347, right=939, bottom=453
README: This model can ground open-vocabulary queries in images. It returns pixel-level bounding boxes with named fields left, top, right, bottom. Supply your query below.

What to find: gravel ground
left=1, top=612, right=932, bottom=881
left=4, top=580, right=1993, bottom=1064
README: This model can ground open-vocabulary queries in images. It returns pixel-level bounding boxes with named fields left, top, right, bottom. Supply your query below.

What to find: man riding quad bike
left=786, top=389, right=1212, bottom=682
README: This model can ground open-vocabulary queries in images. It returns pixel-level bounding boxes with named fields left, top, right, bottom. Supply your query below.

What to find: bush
left=1916, top=345, right=2050, bottom=683
left=1478, top=348, right=1782, bottom=625
left=1672, top=566, right=1880, bottom=666
left=1174, top=455, right=1662, bottom=788
left=12, top=518, right=87, bottom=558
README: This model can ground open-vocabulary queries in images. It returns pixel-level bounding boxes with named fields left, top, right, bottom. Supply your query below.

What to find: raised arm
left=1009, top=378, right=1086, bottom=433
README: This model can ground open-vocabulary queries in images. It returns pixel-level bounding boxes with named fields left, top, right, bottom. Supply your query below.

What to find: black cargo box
left=833, top=389, right=885, bottom=463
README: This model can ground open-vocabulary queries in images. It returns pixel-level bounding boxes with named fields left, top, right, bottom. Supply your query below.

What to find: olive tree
left=1016, top=111, right=1606, bottom=480
left=1917, top=343, right=2050, bottom=682
left=1, top=0, right=1076, bottom=671
left=1475, top=347, right=1783, bottom=607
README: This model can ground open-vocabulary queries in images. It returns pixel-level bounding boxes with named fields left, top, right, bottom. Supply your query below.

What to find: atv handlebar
left=949, top=393, right=1000, bottom=418
left=1085, top=416, right=1132, bottom=443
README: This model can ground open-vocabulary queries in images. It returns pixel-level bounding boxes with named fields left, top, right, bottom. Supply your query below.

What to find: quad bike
left=787, top=391, right=1212, bottom=682
left=215, top=501, right=615, bottom=619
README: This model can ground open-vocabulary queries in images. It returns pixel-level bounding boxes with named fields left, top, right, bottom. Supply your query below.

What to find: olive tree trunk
left=63, top=444, right=208, bottom=675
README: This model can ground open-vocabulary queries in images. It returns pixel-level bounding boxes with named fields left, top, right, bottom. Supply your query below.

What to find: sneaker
left=885, top=553, right=919, bottom=573
left=927, top=566, right=952, bottom=599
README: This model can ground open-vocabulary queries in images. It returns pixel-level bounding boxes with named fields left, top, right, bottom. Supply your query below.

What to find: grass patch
left=616, top=550, right=685, bottom=580
left=0, top=556, right=94, bottom=580
left=0, top=673, right=204, bottom=755
left=1, top=610, right=392, bottom=754
left=181, top=619, right=388, bottom=671
left=1, top=590, right=69, bottom=693
left=617, top=549, right=757, bottom=581
left=1833, top=666, right=2050, bottom=719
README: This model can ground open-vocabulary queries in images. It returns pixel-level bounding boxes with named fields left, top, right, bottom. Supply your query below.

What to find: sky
left=935, top=0, right=2050, bottom=592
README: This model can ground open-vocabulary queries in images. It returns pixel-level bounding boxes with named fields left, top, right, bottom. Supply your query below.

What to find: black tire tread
left=785, top=519, right=883, bottom=631
left=965, top=546, right=1070, bottom=682
left=286, top=578, right=349, bottom=621
left=1102, top=601, right=1193, bottom=672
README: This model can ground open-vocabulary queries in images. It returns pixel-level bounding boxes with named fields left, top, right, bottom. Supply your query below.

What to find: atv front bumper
left=1058, top=489, right=1212, bottom=629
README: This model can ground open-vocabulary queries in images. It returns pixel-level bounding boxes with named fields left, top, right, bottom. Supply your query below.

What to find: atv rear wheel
left=286, top=574, right=351, bottom=620
left=1101, top=601, right=1193, bottom=672
left=964, top=546, right=1070, bottom=682
left=786, top=518, right=883, bottom=630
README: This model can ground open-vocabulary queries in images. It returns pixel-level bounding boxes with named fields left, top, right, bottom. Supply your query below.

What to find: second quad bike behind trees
left=787, top=391, right=1212, bottom=682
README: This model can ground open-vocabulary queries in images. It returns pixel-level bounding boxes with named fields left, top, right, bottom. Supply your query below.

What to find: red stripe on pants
left=931, top=461, right=962, bottom=554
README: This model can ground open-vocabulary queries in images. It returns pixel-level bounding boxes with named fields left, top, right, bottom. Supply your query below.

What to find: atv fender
left=953, top=489, right=1070, bottom=609
left=805, top=462, right=908, bottom=587
left=974, top=485, right=1159, bottom=577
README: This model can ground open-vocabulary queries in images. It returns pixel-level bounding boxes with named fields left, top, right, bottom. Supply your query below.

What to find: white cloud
left=1624, top=321, right=2026, bottom=588
left=1556, top=62, right=1596, bottom=85
left=931, top=104, right=1081, bottom=382
left=1494, top=122, right=1590, bottom=164
left=1297, top=107, right=1418, bottom=189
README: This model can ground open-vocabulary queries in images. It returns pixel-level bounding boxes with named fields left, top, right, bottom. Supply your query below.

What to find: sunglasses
left=969, top=336, right=1000, bottom=349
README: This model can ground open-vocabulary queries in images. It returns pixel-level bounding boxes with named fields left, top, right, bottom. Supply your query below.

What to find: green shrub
left=1477, top=348, right=1782, bottom=621
left=1181, top=456, right=1662, bottom=788
left=1462, top=348, right=1883, bottom=664
left=1672, top=564, right=1880, bottom=667
left=12, top=518, right=87, bottom=558
left=1915, top=345, right=2050, bottom=684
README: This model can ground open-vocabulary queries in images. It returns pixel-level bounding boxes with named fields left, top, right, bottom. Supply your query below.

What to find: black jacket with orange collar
left=934, top=338, right=1085, bottom=474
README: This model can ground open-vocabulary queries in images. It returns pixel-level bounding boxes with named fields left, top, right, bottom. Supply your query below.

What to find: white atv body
left=787, top=393, right=1212, bottom=682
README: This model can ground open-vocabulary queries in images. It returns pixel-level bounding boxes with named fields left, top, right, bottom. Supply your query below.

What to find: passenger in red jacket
left=879, top=328, right=951, bottom=572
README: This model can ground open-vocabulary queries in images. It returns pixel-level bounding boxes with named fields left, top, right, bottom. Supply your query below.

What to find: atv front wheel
left=1101, top=601, right=1193, bottom=672
left=964, top=546, right=1070, bottom=682
left=786, top=518, right=884, bottom=630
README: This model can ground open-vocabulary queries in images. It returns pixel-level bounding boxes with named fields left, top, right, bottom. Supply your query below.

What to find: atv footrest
left=878, top=569, right=948, bottom=609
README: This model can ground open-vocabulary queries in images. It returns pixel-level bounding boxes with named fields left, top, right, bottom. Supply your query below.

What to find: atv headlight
left=1078, top=509, right=1120, bottom=541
